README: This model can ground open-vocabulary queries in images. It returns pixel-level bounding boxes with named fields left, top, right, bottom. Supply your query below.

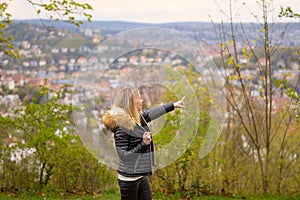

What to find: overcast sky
left=8, top=0, right=300, bottom=23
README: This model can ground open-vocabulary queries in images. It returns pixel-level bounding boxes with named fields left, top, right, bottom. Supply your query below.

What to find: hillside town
left=0, top=21, right=299, bottom=120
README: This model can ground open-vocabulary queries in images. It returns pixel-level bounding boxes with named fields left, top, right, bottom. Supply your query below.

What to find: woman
left=102, top=87, right=185, bottom=200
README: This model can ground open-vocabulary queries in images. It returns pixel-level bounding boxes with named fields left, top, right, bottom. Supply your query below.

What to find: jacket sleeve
left=114, top=128, right=148, bottom=161
left=142, top=103, right=174, bottom=123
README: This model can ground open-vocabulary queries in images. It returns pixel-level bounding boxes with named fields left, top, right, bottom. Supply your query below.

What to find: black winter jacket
left=102, top=103, right=174, bottom=177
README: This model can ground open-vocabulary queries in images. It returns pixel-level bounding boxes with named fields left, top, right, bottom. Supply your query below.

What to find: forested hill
left=12, top=20, right=300, bottom=46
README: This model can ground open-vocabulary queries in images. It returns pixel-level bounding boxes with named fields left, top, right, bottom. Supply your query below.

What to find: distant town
left=0, top=20, right=299, bottom=123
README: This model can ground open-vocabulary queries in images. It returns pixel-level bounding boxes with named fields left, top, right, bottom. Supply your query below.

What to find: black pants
left=118, top=176, right=152, bottom=200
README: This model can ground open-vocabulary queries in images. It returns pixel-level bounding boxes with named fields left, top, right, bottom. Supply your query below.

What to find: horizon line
left=10, top=18, right=298, bottom=25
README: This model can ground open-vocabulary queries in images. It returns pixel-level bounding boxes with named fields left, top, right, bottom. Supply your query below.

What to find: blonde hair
left=113, top=87, right=141, bottom=126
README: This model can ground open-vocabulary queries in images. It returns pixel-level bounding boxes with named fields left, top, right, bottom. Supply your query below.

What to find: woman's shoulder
left=102, top=107, right=135, bottom=131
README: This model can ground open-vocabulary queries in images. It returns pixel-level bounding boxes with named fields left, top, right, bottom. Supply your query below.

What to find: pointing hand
left=174, top=96, right=185, bottom=109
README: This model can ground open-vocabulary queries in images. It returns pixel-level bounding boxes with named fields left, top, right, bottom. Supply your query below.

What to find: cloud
left=8, top=0, right=300, bottom=23
left=8, top=0, right=36, bottom=19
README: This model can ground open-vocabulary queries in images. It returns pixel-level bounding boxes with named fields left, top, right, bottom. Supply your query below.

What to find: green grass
left=153, top=194, right=300, bottom=200
left=55, top=37, right=88, bottom=48
left=0, top=189, right=120, bottom=200
left=238, top=194, right=300, bottom=200
left=0, top=191, right=298, bottom=200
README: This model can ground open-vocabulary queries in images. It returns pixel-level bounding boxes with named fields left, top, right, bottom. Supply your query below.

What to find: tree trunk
left=39, top=163, right=46, bottom=187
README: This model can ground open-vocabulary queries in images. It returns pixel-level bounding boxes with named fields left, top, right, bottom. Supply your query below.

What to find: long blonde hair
left=113, top=87, right=141, bottom=125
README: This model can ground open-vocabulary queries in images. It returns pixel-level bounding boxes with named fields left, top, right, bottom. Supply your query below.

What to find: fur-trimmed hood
left=101, top=107, right=136, bottom=131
